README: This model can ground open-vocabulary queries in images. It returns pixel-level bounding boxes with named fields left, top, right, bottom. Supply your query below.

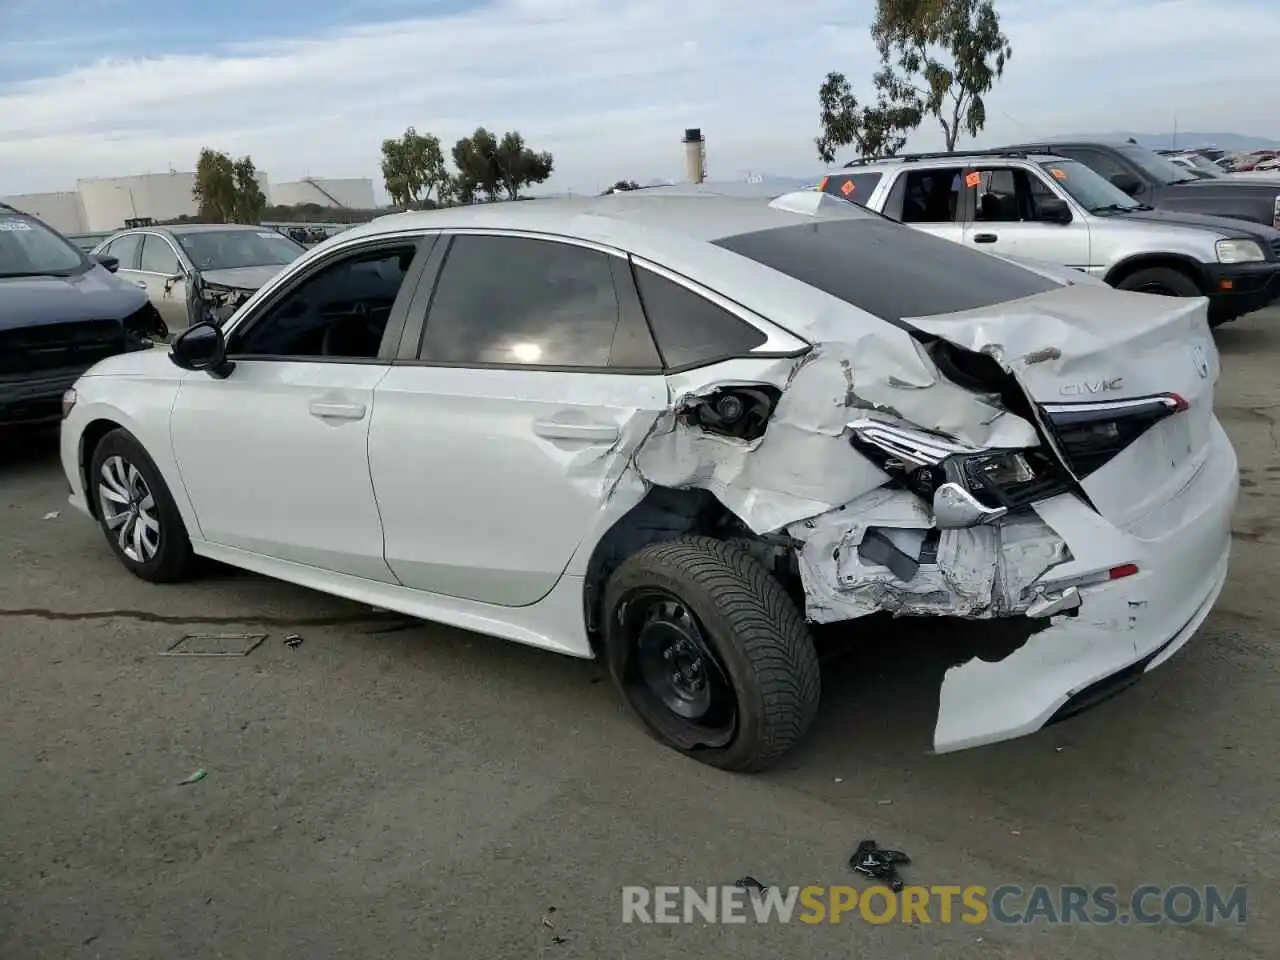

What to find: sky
left=1, top=0, right=1277, bottom=201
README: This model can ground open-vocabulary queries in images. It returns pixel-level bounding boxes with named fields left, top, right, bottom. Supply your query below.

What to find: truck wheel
left=89, top=428, right=197, bottom=583
left=1114, top=266, right=1202, bottom=298
left=602, top=536, right=821, bottom=772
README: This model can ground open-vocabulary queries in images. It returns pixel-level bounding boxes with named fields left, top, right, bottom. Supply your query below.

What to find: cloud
left=0, top=0, right=1277, bottom=198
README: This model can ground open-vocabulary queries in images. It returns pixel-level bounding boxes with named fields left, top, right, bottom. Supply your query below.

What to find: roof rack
left=842, top=149, right=1037, bottom=168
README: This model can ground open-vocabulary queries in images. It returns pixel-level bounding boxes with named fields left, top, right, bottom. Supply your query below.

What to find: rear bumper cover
left=1204, top=260, right=1280, bottom=321
left=933, top=418, right=1237, bottom=752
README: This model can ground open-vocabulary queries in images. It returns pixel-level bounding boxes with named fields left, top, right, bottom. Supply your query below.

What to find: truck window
left=900, top=168, right=965, bottom=224
left=819, top=172, right=882, bottom=204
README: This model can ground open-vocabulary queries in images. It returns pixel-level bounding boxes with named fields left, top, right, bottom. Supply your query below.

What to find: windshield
left=0, top=211, right=89, bottom=278
left=173, top=229, right=307, bottom=271
left=1036, top=160, right=1142, bottom=213
left=1115, top=144, right=1199, bottom=185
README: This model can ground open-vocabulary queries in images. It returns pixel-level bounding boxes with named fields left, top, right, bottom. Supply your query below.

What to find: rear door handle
left=973, top=233, right=999, bottom=244
left=131, top=279, right=148, bottom=288
left=532, top=419, right=619, bottom=443
left=309, top=401, right=367, bottom=421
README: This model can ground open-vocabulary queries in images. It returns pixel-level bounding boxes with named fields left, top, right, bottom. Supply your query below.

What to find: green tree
left=816, top=0, right=1013, bottom=162
left=451, top=127, right=554, bottom=202
left=380, top=127, right=451, bottom=209
left=193, top=148, right=266, bottom=223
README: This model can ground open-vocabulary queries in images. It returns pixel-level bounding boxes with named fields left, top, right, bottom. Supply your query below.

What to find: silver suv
left=819, top=150, right=1280, bottom=326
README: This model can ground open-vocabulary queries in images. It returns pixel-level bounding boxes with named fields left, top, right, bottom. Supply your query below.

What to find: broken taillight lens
left=1041, top=394, right=1186, bottom=478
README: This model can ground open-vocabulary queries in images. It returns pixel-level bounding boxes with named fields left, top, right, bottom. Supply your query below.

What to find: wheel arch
left=1103, top=253, right=1209, bottom=291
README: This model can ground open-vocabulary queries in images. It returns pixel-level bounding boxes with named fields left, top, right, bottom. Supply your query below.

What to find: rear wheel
left=602, top=536, right=820, bottom=772
left=89, top=428, right=197, bottom=583
left=1114, top=266, right=1202, bottom=298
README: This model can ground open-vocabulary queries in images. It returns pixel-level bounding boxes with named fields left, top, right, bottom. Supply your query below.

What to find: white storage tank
left=76, top=170, right=272, bottom=230
left=271, top=177, right=376, bottom=209
left=0, top=192, right=88, bottom=233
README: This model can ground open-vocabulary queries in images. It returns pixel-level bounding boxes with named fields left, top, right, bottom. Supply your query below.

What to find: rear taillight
left=1041, top=393, right=1185, bottom=478
left=1273, top=194, right=1280, bottom=230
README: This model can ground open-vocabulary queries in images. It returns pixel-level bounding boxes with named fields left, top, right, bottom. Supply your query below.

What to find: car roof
left=336, top=189, right=883, bottom=250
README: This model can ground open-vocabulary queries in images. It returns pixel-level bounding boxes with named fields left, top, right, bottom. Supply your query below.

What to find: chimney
left=682, top=128, right=706, bottom=183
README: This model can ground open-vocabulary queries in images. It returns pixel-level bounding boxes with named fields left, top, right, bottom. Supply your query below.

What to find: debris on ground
left=735, top=876, right=770, bottom=895
left=42, top=511, right=59, bottom=520
left=850, top=839, right=910, bottom=891
left=877, top=799, right=893, bottom=805
left=283, top=633, right=304, bottom=649
left=541, top=915, right=555, bottom=930
left=161, top=633, right=268, bottom=657
left=550, top=936, right=569, bottom=944
left=178, top=768, right=207, bottom=785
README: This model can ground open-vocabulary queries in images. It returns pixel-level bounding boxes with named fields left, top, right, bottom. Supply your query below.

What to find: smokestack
left=682, top=128, right=706, bottom=183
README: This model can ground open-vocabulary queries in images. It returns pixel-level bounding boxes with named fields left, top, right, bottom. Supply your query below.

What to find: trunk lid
left=905, top=285, right=1219, bottom=528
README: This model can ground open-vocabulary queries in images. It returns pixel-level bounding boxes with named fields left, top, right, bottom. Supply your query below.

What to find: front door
left=962, top=166, right=1093, bottom=271
left=169, top=237, right=428, bottom=582
left=369, top=232, right=670, bottom=606
left=137, top=233, right=191, bottom=331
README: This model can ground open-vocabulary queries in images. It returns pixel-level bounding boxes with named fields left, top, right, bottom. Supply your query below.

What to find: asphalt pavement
left=2, top=308, right=1278, bottom=959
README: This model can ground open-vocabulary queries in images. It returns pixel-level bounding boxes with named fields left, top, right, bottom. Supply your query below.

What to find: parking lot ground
left=2, top=309, right=1279, bottom=960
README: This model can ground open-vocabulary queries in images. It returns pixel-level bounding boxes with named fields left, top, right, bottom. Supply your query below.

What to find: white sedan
left=59, top=190, right=1238, bottom=772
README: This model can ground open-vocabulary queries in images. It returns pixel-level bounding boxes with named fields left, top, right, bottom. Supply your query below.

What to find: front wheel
left=1114, top=266, right=1202, bottom=298
left=602, top=536, right=821, bottom=772
left=89, top=428, right=197, bottom=583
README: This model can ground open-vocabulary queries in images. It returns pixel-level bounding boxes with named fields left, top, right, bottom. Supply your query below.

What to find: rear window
left=712, top=218, right=1060, bottom=323
left=819, top=172, right=882, bottom=204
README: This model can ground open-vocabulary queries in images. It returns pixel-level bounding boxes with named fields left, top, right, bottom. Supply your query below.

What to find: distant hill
left=1050, top=131, right=1280, bottom=151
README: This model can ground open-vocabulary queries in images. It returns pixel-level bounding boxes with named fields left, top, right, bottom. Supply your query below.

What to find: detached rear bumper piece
left=1204, top=260, right=1280, bottom=323
left=932, top=419, right=1237, bottom=752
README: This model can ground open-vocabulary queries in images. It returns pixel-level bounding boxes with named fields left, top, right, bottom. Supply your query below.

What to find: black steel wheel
left=603, top=536, right=820, bottom=772
left=1114, top=266, right=1202, bottom=298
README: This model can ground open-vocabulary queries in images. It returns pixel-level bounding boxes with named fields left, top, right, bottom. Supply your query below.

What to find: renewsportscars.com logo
left=621, top=884, right=1248, bottom=926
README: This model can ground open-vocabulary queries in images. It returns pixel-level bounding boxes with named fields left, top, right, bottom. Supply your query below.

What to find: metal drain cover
left=160, top=633, right=267, bottom=657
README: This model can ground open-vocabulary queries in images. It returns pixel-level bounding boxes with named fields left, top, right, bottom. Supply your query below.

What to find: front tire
left=602, top=536, right=821, bottom=772
left=1114, top=266, right=1202, bottom=298
left=89, top=428, right=196, bottom=583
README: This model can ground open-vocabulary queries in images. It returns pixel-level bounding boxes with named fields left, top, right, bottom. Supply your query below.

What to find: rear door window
left=631, top=266, right=766, bottom=370
left=139, top=235, right=181, bottom=275
left=900, top=168, right=966, bottom=223
left=713, top=218, right=1059, bottom=324
left=106, top=234, right=142, bottom=270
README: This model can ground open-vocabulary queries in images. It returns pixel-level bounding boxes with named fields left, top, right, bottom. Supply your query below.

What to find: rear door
left=962, top=166, right=1092, bottom=270
left=137, top=233, right=190, bottom=331
left=368, top=231, right=671, bottom=606
left=104, top=233, right=144, bottom=287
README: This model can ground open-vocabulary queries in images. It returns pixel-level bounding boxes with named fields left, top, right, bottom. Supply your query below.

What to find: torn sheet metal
left=633, top=331, right=1038, bottom=535
left=786, top=488, right=1071, bottom=623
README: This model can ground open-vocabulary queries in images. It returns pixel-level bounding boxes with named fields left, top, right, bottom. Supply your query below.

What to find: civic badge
left=1189, top=341, right=1210, bottom=379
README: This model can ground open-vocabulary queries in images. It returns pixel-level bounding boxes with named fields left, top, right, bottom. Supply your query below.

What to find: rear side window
left=820, top=172, right=882, bottom=204
left=106, top=234, right=142, bottom=269
left=900, top=168, right=965, bottom=223
left=632, top=266, right=766, bottom=369
left=422, top=235, right=623, bottom=368
left=713, top=218, right=1059, bottom=324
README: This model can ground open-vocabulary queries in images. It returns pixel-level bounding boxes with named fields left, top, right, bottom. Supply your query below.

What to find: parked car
left=59, top=191, right=1237, bottom=771
left=819, top=151, right=1280, bottom=326
left=90, top=224, right=307, bottom=333
left=0, top=204, right=166, bottom=426
left=990, top=140, right=1280, bottom=229
left=65, top=231, right=116, bottom=253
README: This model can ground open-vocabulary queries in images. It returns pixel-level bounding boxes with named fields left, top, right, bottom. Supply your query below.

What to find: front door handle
left=973, top=233, right=998, bottom=244
left=532, top=419, right=619, bottom=443
left=309, top=401, right=367, bottom=421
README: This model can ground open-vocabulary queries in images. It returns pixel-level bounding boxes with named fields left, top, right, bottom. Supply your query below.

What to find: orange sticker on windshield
left=964, top=171, right=981, bottom=188
left=840, top=179, right=855, bottom=196
left=1050, top=168, right=1067, bottom=179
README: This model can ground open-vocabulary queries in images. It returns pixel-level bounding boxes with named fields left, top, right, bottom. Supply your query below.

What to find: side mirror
left=1035, top=197, right=1072, bottom=224
left=169, top=321, right=234, bottom=379
left=1109, top=172, right=1143, bottom=197
left=94, top=254, right=120, bottom=273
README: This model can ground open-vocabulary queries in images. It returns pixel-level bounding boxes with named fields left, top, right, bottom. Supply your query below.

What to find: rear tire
left=602, top=536, right=821, bottom=772
left=1114, top=266, right=1202, bottom=298
left=89, top=428, right=197, bottom=583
